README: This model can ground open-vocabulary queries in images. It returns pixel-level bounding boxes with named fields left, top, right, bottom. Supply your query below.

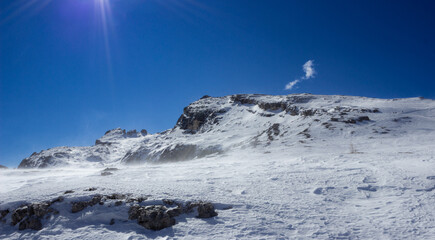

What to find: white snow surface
left=1, top=94, right=435, bottom=239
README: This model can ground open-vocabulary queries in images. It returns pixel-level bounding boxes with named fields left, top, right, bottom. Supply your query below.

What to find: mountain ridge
left=18, top=93, right=435, bottom=168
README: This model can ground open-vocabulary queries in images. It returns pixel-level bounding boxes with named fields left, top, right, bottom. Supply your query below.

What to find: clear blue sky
left=1, top=0, right=434, bottom=167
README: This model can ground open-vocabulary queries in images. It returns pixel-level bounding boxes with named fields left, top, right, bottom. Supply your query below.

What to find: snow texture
left=1, top=94, right=435, bottom=239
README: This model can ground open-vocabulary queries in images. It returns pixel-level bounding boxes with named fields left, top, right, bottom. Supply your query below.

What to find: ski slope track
left=1, top=94, right=435, bottom=239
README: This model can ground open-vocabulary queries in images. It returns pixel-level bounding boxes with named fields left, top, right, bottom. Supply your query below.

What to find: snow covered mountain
left=2, top=94, right=435, bottom=239
left=18, top=94, right=435, bottom=169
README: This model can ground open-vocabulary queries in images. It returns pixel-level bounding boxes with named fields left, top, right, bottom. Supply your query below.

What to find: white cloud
left=302, top=60, right=315, bottom=79
left=285, top=79, right=300, bottom=90
left=285, top=60, right=315, bottom=90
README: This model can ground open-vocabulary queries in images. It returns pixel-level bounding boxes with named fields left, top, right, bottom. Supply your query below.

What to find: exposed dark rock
left=106, top=193, right=126, bottom=200
left=0, top=209, right=9, bottom=220
left=115, top=201, right=123, bottom=206
left=95, top=139, right=113, bottom=146
left=266, top=124, right=280, bottom=141
left=230, top=94, right=259, bottom=105
left=300, top=109, right=316, bottom=117
left=31, top=203, right=51, bottom=217
left=110, top=218, right=115, bottom=225
left=71, top=195, right=103, bottom=213
left=176, top=105, right=228, bottom=133
left=184, top=201, right=218, bottom=218
left=121, top=147, right=151, bottom=164
left=11, top=206, right=30, bottom=225
left=258, top=102, right=287, bottom=111
left=159, top=144, right=222, bottom=162
left=330, top=116, right=370, bottom=124
left=200, top=95, right=211, bottom=99
left=141, top=129, right=148, bottom=135
left=71, top=202, right=89, bottom=213
left=196, top=202, right=218, bottom=218
left=298, top=128, right=311, bottom=139
left=126, top=130, right=138, bottom=137
left=10, top=202, right=57, bottom=230
left=129, top=205, right=176, bottom=231
left=64, top=190, right=74, bottom=194
left=166, top=207, right=183, bottom=218
left=101, top=172, right=113, bottom=176
left=84, top=187, right=97, bottom=191
left=357, top=116, right=370, bottom=122
left=19, top=155, right=55, bottom=169
left=0, top=164, right=8, bottom=169
left=286, top=106, right=299, bottom=116
left=18, top=216, right=42, bottom=231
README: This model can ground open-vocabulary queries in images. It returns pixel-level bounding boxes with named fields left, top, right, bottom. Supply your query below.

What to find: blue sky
left=1, top=0, right=434, bottom=167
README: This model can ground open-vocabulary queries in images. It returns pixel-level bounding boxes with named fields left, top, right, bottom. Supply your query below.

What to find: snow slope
left=17, top=94, right=435, bottom=168
left=1, top=94, right=435, bottom=239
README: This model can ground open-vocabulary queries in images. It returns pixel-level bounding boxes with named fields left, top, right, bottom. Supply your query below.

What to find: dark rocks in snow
left=64, top=190, right=74, bottom=194
left=330, top=116, right=370, bottom=124
left=176, top=105, right=228, bottom=133
left=128, top=200, right=218, bottom=230
left=196, top=202, right=218, bottom=218
left=1, top=209, right=10, bottom=222
left=129, top=205, right=176, bottom=231
left=84, top=187, right=97, bottom=191
left=101, top=171, right=113, bottom=176
left=159, top=144, right=222, bottom=162
left=122, top=147, right=151, bottom=164
left=140, top=129, right=148, bottom=135
left=19, top=155, right=55, bottom=169
left=50, top=196, right=64, bottom=205
left=266, top=124, right=280, bottom=141
left=258, top=102, right=287, bottom=111
left=126, top=130, right=138, bottom=137
left=3, top=194, right=219, bottom=232
left=0, top=164, right=7, bottom=169
left=95, top=139, right=113, bottom=146
left=18, top=216, right=42, bottom=231
left=230, top=94, right=258, bottom=105
left=159, top=144, right=197, bottom=162
left=106, top=193, right=127, bottom=200
left=184, top=201, right=218, bottom=218
left=298, top=128, right=311, bottom=139
left=10, top=202, right=58, bottom=230
left=71, top=202, right=89, bottom=213
left=71, top=195, right=103, bottom=213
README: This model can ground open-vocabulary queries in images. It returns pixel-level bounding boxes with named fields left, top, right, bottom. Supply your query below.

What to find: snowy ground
left=1, top=133, right=435, bottom=239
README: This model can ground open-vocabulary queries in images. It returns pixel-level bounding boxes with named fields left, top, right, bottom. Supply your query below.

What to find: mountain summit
left=18, top=94, right=435, bottom=168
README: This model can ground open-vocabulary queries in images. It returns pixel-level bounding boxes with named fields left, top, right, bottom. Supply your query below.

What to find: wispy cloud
left=285, top=60, right=315, bottom=90
left=302, top=60, right=315, bottom=79
left=285, top=79, right=300, bottom=90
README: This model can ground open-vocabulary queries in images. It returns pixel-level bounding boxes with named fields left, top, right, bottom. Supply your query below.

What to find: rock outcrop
left=1, top=193, right=221, bottom=232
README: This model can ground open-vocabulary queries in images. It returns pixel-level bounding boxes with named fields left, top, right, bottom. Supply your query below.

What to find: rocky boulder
left=129, top=205, right=176, bottom=231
